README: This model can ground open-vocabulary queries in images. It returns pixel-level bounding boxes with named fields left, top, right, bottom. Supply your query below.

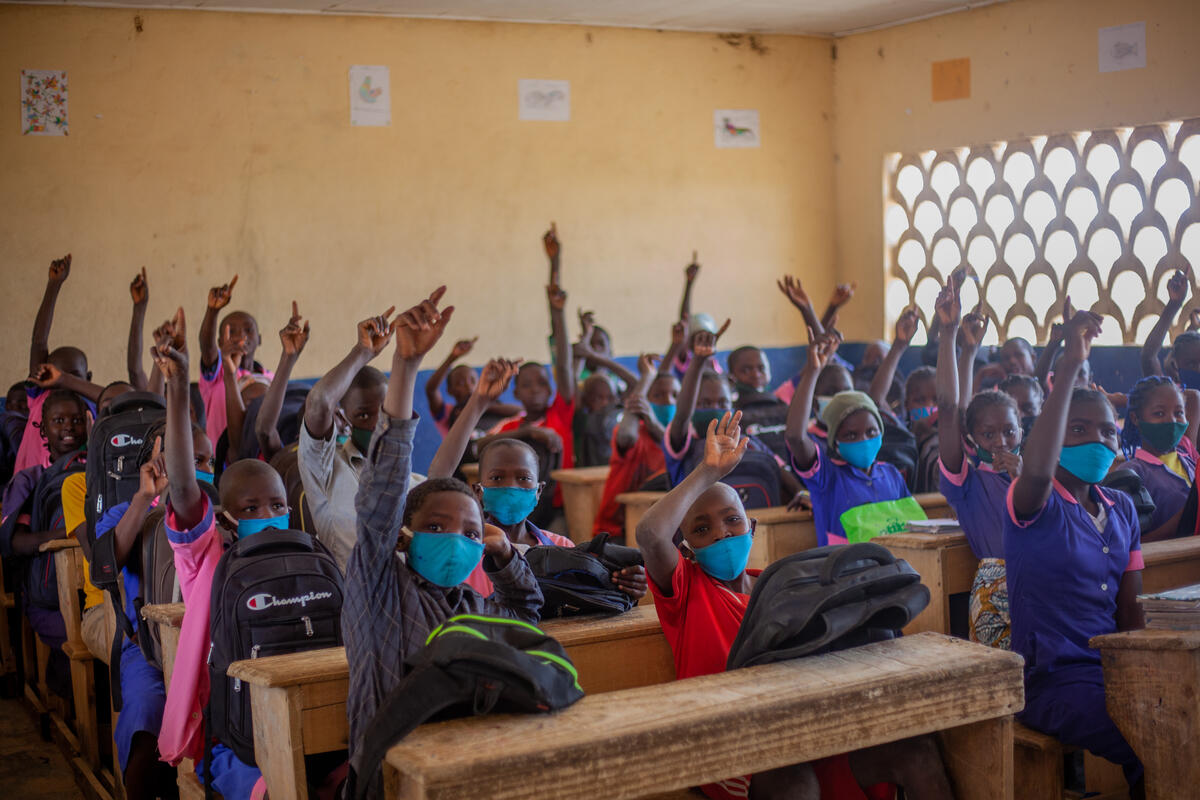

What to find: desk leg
left=250, top=684, right=306, bottom=800
left=939, top=716, right=1013, bottom=800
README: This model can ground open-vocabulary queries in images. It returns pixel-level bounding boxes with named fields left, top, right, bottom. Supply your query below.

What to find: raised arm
left=1142, top=269, right=1189, bottom=378
left=30, top=254, right=71, bottom=376
left=668, top=319, right=730, bottom=452
left=958, top=305, right=988, bottom=402
left=616, top=355, right=660, bottom=454
left=869, top=307, right=918, bottom=412
left=199, top=274, right=237, bottom=371
left=385, top=287, right=454, bottom=422
left=678, top=254, right=700, bottom=323
left=776, top=274, right=825, bottom=336
left=427, top=358, right=521, bottom=478
left=637, top=411, right=748, bottom=593
left=547, top=282, right=574, bottom=405
left=219, top=328, right=249, bottom=457
left=935, top=283, right=965, bottom=472
left=255, top=302, right=309, bottom=461
left=660, top=318, right=688, bottom=377
left=820, top=281, right=856, bottom=332
left=303, top=308, right=395, bottom=439
left=153, top=308, right=205, bottom=529
left=1010, top=309, right=1103, bottom=517
left=424, top=337, right=476, bottom=423
left=784, top=330, right=835, bottom=471
left=29, top=364, right=105, bottom=403
left=127, top=267, right=149, bottom=390
left=543, top=223, right=561, bottom=286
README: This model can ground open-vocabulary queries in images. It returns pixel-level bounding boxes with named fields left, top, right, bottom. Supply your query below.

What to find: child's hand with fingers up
left=48, top=254, right=71, bottom=285
left=961, top=307, right=989, bottom=348
left=894, top=307, right=920, bottom=345
left=543, top=223, right=560, bottom=262
left=691, top=319, right=731, bottom=359
left=137, top=437, right=169, bottom=502
left=475, top=358, right=522, bottom=402
left=451, top=337, right=477, bottom=360
left=1061, top=304, right=1104, bottom=366
left=130, top=267, right=148, bottom=307
left=685, top=252, right=700, bottom=283
left=152, top=309, right=190, bottom=383
left=805, top=328, right=837, bottom=373
left=934, top=282, right=961, bottom=328
left=279, top=301, right=310, bottom=357
left=393, top=286, right=455, bottom=363
left=830, top=281, right=857, bottom=308
left=702, top=410, right=749, bottom=477
left=220, top=324, right=248, bottom=372
left=207, top=274, right=238, bottom=311
left=671, top=318, right=688, bottom=350
left=776, top=275, right=812, bottom=310
left=637, top=353, right=661, bottom=379
left=1167, top=268, right=1190, bottom=306
left=357, top=306, right=397, bottom=357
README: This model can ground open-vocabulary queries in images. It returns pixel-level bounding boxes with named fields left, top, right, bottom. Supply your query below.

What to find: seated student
left=424, top=335, right=522, bottom=438
left=934, top=281, right=1022, bottom=650
left=593, top=354, right=675, bottom=540
left=1141, top=268, right=1200, bottom=386
left=637, top=411, right=952, bottom=800
left=1108, top=376, right=1199, bottom=541
left=216, top=320, right=274, bottom=464
left=786, top=331, right=915, bottom=547
left=727, top=345, right=790, bottom=462
left=298, top=308, right=396, bottom=572
left=998, top=373, right=1044, bottom=441
left=339, top=288, right=545, bottom=793
left=1, top=382, right=29, bottom=486
left=1006, top=309, right=1145, bottom=792
left=998, top=337, right=1036, bottom=377
left=571, top=316, right=639, bottom=468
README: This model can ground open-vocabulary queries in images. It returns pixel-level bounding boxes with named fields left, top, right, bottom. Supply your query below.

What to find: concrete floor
left=0, top=695, right=84, bottom=799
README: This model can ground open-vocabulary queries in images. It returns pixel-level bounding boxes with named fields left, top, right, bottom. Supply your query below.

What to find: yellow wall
left=0, top=6, right=833, bottom=382
left=832, top=0, right=1200, bottom=340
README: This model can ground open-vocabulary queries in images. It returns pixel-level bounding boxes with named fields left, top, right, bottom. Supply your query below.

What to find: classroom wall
left=0, top=5, right=835, bottom=385
left=832, top=0, right=1200, bottom=341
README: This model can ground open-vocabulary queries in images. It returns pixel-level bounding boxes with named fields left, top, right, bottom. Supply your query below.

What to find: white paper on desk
left=519, top=79, right=570, bottom=121
left=349, top=65, right=390, bottom=127
left=1098, top=22, right=1146, bottom=73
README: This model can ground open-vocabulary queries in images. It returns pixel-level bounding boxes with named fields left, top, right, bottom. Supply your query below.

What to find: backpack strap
left=818, top=542, right=895, bottom=586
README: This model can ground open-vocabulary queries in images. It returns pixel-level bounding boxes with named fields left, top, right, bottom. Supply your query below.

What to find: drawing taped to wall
left=21, top=70, right=68, bottom=136
left=714, top=109, right=760, bottom=148
left=1098, top=22, right=1146, bottom=72
left=519, top=79, right=570, bottom=121
left=349, top=65, right=390, bottom=126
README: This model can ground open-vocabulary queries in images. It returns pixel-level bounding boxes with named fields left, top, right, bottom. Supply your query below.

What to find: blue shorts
left=1021, top=667, right=1143, bottom=786
left=197, top=742, right=262, bottom=800
left=115, top=639, right=166, bottom=773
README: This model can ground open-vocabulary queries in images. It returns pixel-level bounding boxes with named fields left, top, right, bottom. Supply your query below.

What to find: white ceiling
left=7, top=0, right=1009, bottom=36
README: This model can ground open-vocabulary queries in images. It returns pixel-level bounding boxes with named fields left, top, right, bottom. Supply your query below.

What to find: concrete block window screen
left=884, top=118, right=1200, bottom=345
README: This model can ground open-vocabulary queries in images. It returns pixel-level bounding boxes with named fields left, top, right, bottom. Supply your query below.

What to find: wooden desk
left=1092, top=629, right=1200, bottom=800
left=384, top=633, right=1023, bottom=800
left=616, top=491, right=664, bottom=544
left=549, top=466, right=611, bottom=543
left=1140, top=536, right=1200, bottom=592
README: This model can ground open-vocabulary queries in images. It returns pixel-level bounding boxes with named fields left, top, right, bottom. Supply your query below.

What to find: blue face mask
left=814, top=396, right=833, bottom=418
left=837, top=435, right=883, bottom=470
left=195, top=469, right=215, bottom=485
left=232, top=513, right=289, bottom=539
left=1179, top=368, right=1200, bottom=391
left=407, top=529, right=484, bottom=588
left=650, top=402, right=676, bottom=427
left=481, top=486, right=539, bottom=526
left=1058, top=442, right=1117, bottom=484
left=691, top=408, right=726, bottom=432
left=909, top=405, right=936, bottom=422
left=691, top=533, right=753, bottom=582
left=335, top=434, right=349, bottom=447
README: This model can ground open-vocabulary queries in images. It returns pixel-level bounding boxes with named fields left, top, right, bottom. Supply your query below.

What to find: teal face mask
left=349, top=426, right=373, bottom=454
left=407, top=529, right=484, bottom=588
left=233, top=513, right=289, bottom=539
left=336, top=434, right=350, bottom=447
left=1138, top=420, right=1187, bottom=454
left=195, top=469, right=215, bottom=485
left=691, top=408, right=726, bottom=432
left=1058, top=442, right=1117, bottom=484
left=481, top=487, right=539, bottom=526
left=909, top=405, right=936, bottom=422
left=837, top=435, right=883, bottom=470
left=649, top=402, right=676, bottom=427
left=691, top=532, right=753, bottom=582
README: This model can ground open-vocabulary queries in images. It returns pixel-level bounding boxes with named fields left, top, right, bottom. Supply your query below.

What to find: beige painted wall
left=0, top=6, right=834, bottom=383
left=832, top=0, right=1200, bottom=340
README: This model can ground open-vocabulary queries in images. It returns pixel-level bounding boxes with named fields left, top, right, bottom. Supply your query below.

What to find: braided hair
left=1120, top=376, right=1180, bottom=458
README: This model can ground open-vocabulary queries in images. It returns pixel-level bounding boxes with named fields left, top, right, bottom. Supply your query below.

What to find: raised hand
left=475, top=358, right=522, bottom=401
left=546, top=283, right=567, bottom=311
left=130, top=267, right=148, bottom=306
left=691, top=319, right=731, bottom=358
left=48, top=254, right=71, bottom=285
left=451, top=337, right=477, bottom=360
left=1168, top=267, right=1190, bottom=305
left=153, top=306, right=186, bottom=353
left=573, top=315, right=598, bottom=360
left=894, top=306, right=920, bottom=345
left=776, top=275, right=812, bottom=309
left=482, top=522, right=514, bottom=563
left=671, top=318, right=688, bottom=349
left=805, top=327, right=837, bottom=372
left=30, top=363, right=63, bottom=388
left=219, top=323, right=249, bottom=370
left=279, top=301, right=310, bottom=357
left=625, top=394, right=652, bottom=421
left=138, top=437, right=169, bottom=500
left=1188, top=308, right=1200, bottom=332
left=543, top=223, right=560, bottom=262
left=830, top=281, right=857, bottom=308
left=393, top=286, right=455, bottom=362
left=934, top=281, right=961, bottom=328
left=207, top=274, right=238, bottom=311
left=637, top=353, right=661, bottom=379
left=1061, top=303, right=1104, bottom=365
left=702, top=411, right=749, bottom=476
left=961, top=306, right=989, bottom=348
left=357, top=306, right=397, bottom=356
left=152, top=308, right=190, bottom=382
left=685, top=252, right=700, bottom=283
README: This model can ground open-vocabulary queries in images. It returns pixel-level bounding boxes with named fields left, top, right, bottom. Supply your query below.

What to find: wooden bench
left=548, top=465, right=611, bottom=543
left=383, top=633, right=1023, bottom=800
left=1012, top=722, right=1127, bottom=800
left=1092, top=628, right=1200, bottom=800
left=227, top=606, right=675, bottom=800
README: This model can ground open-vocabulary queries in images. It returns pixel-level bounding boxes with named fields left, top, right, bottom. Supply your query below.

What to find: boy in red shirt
left=637, top=411, right=951, bottom=800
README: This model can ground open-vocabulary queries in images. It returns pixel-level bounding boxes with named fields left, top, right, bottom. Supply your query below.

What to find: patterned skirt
left=969, top=558, right=1011, bottom=651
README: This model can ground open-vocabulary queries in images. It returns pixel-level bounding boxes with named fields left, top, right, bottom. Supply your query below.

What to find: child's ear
left=748, top=518, right=758, bottom=536
left=472, top=483, right=483, bottom=502
left=534, top=481, right=546, bottom=499
left=216, top=510, right=238, bottom=532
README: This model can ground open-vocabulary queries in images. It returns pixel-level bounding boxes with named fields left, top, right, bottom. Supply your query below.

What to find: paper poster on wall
left=519, top=79, right=570, bottom=121
left=349, top=65, right=390, bottom=126
left=714, top=110, right=760, bottom=148
left=1098, top=22, right=1146, bottom=72
left=21, top=70, right=68, bottom=136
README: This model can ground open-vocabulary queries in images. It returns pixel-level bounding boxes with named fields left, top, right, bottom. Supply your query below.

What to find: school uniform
left=342, top=415, right=543, bottom=795
left=198, top=360, right=273, bottom=458
left=464, top=525, right=573, bottom=597
left=790, top=444, right=910, bottom=547
left=1004, top=480, right=1144, bottom=785
left=1119, top=437, right=1198, bottom=534
left=939, top=458, right=1011, bottom=648
left=593, top=423, right=666, bottom=540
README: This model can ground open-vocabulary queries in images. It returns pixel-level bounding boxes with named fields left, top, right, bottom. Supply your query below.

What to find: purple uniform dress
left=1118, top=437, right=1197, bottom=534
left=790, top=442, right=910, bottom=546
left=939, top=458, right=1010, bottom=559
left=1004, top=479, right=1144, bottom=785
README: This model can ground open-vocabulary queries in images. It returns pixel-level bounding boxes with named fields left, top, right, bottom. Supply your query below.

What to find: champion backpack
left=207, top=528, right=344, bottom=764
left=736, top=393, right=790, bottom=464
left=525, top=533, right=644, bottom=617
left=25, top=450, right=87, bottom=610
left=346, top=614, right=585, bottom=800
left=726, top=542, right=930, bottom=669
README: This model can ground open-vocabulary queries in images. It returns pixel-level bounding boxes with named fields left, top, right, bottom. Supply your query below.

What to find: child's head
left=580, top=374, right=617, bottom=414
left=1057, top=388, right=1118, bottom=485
left=997, top=374, right=1044, bottom=420
left=688, top=313, right=719, bottom=349
left=647, top=374, right=681, bottom=408
left=219, top=311, right=261, bottom=366
left=815, top=364, right=853, bottom=398
left=1173, top=332, right=1200, bottom=379
left=998, top=338, right=1036, bottom=376
left=513, top=362, right=553, bottom=418
left=677, top=482, right=753, bottom=580
left=402, top=477, right=483, bottom=539
left=1121, top=376, right=1186, bottom=457
left=40, top=390, right=87, bottom=459
left=141, top=419, right=214, bottom=480
left=861, top=340, right=890, bottom=369
left=446, top=364, right=477, bottom=404
left=822, top=391, right=884, bottom=469
left=963, top=390, right=1021, bottom=461
left=727, top=346, right=771, bottom=393
left=904, top=366, right=937, bottom=417
left=587, top=325, right=613, bottom=360
left=476, top=438, right=543, bottom=526
left=47, top=346, right=90, bottom=382
left=96, top=381, right=135, bottom=417
left=974, top=363, right=1008, bottom=392
left=340, top=366, right=387, bottom=446
left=6, top=383, right=28, bottom=416
left=218, top=459, right=288, bottom=534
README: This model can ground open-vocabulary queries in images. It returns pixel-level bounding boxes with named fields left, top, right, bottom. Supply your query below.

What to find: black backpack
left=726, top=543, right=930, bottom=669
left=1102, top=468, right=1157, bottom=534
left=877, top=416, right=919, bottom=491
left=346, top=614, right=585, bottom=800
left=526, top=533, right=644, bottom=617
left=736, top=393, right=790, bottom=464
left=677, top=438, right=782, bottom=509
left=132, top=508, right=178, bottom=670
left=236, top=383, right=311, bottom=461
left=207, top=529, right=344, bottom=764
left=25, top=450, right=87, bottom=610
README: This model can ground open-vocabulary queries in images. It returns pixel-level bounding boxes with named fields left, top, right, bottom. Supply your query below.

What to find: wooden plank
left=938, top=716, right=1014, bottom=800
left=1141, top=536, right=1200, bottom=593
left=1012, top=722, right=1065, bottom=800
left=384, top=633, right=1023, bottom=800
left=616, top=491, right=663, bottom=544
left=249, top=685, right=305, bottom=800
left=549, top=466, right=610, bottom=544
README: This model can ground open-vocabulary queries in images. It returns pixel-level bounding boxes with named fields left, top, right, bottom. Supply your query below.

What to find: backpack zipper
left=302, top=616, right=313, bottom=637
